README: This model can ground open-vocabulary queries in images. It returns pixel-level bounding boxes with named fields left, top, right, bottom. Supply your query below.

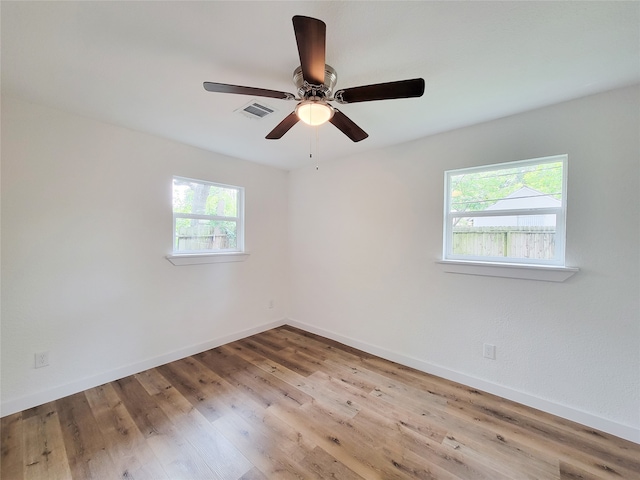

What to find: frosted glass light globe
left=295, top=100, right=334, bottom=126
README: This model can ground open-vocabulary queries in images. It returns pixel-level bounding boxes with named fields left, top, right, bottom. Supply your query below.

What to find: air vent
left=236, top=100, right=277, bottom=120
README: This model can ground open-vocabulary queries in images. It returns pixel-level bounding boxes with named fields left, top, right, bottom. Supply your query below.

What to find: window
left=443, top=155, right=567, bottom=266
left=172, top=176, right=244, bottom=254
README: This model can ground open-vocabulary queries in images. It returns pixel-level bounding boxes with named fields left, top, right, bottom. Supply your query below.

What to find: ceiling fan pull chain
left=309, top=125, right=313, bottom=163
left=315, top=125, right=321, bottom=170
left=317, top=125, right=320, bottom=167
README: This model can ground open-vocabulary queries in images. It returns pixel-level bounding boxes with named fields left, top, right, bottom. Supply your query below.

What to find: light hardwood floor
left=2, top=325, right=639, bottom=479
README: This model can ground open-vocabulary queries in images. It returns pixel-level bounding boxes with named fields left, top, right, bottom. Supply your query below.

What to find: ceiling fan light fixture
left=295, top=99, right=334, bottom=126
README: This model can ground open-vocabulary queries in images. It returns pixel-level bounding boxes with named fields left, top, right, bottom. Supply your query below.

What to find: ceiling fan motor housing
left=293, top=64, right=337, bottom=99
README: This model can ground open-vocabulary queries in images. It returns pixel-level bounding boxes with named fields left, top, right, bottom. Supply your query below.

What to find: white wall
left=1, top=97, right=288, bottom=414
left=288, top=86, right=640, bottom=442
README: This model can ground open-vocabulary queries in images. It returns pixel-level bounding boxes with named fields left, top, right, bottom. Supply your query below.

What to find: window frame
left=172, top=176, right=245, bottom=255
left=443, top=155, right=568, bottom=267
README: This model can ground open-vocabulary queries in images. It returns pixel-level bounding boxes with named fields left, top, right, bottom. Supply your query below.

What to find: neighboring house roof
left=485, top=186, right=560, bottom=210
left=474, top=186, right=559, bottom=227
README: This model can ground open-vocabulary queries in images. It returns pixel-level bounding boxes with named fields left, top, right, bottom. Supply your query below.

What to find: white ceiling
left=2, top=1, right=639, bottom=170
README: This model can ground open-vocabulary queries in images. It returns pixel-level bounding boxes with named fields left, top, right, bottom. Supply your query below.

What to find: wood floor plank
left=180, top=355, right=270, bottom=418
left=213, top=345, right=313, bottom=409
left=155, top=359, right=235, bottom=422
left=233, top=338, right=315, bottom=377
left=320, top=357, right=384, bottom=392
left=298, top=445, right=366, bottom=480
left=239, top=466, right=270, bottom=480
left=134, top=368, right=253, bottom=479
left=184, top=354, right=319, bottom=468
left=227, top=339, right=309, bottom=390
left=235, top=401, right=317, bottom=466
left=269, top=399, right=415, bottom=480
left=1, top=412, right=24, bottom=480
left=113, top=375, right=219, bottom=479
left=446, top=389, right=640, bottom=474
left=364, top=375, right=564, bottom=478
left=56, top=392, right=120, bottom=479
left=354, top=404, right=508, bottom=480
left=22, top=402, right=72, bottom=480
left=444, top=399, right=638, bottom=479
left=3, top=325, right=639, bottom=479
left=267, top=400, right=380, bottom=479
left=440, top=421, right=560, bottom=479
left=351, top=348, right=633, bottom=477
left=84, top=383, right=169, bottom=480
left=181, top=354, right=316, bottom=470
left=278, top=325, right=377, bottom=360
left=212, top=412, right=311, bottom=479
left=296, top=371, right=362, bottom=419
left=559, top=460, right=612, bottom=480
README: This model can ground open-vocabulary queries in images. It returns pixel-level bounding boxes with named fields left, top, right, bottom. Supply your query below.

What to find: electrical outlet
left=483, top=344, right=496, bottom=360
left=35, top=351, right=50, bottom=368
left=268, top=299, right=274, bottom=309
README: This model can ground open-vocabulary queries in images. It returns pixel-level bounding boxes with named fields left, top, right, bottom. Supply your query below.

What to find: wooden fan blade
left=334, top=78, right=425, bottom=104
left=266, top=112, right=300, bottom=139
left=203, top=82, right=295, bottom=100
left=329, top=109, right=368, bottom=142
left=292, top=16, right=326, bottom=85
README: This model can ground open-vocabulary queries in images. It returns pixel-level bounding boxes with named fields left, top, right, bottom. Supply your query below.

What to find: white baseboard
left=286, top=319, right=640, bottom=445
left=0, top=319, right=286, bottom=418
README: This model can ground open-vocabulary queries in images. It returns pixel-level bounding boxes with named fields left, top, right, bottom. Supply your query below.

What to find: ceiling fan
left=203, top=15, right=425, bottom=142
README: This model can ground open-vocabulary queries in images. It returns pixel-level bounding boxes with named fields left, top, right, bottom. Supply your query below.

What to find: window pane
left=174, top=219, right=237, bottom=252
left=452, top=216, right=557, bottom=260
left=449, top=161, right=563, bottom=213
left=173, top=178, right=238, bottom=217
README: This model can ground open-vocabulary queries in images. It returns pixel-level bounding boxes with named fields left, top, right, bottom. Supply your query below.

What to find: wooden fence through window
left=175, top=224, right=231, bottom=251
left=452, top=227, right=555, bottom=259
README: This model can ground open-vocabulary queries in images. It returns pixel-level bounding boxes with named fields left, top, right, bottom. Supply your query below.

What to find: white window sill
left=166, top=252, right=250, bottom=266
left=436, top=260, right=578, bottom=282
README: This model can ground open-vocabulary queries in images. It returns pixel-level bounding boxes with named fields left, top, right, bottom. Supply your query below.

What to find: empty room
left=1, top=1, right=639, bottom=479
